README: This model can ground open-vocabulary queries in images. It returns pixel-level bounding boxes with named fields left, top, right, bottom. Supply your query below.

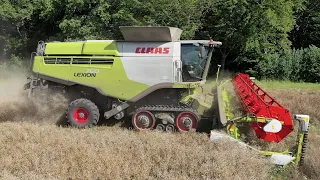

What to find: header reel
left=211, top=70, right=310, bottom=167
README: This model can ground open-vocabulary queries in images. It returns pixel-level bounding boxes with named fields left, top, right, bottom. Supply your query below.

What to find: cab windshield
left=181, top=43, right=209, bottom=81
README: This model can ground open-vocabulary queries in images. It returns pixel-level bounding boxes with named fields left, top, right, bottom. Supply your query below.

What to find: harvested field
left=0, top=122, right=271, bottom=180
left=265, top=88, right=320, bottom=179
left=268, top=89, right=320, bottom=124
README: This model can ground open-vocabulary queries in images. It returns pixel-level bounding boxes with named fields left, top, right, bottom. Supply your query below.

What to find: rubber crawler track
left=132, top=105, right=201, bottom=119
left=131, top=105, right=202, bottom=131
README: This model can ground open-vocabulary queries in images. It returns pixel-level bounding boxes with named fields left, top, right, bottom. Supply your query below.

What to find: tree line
left=0, top=0, right=319, bottom=82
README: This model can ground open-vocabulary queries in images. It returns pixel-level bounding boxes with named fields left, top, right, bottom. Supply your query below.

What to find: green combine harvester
left=24, top=26, right=310, bottom=167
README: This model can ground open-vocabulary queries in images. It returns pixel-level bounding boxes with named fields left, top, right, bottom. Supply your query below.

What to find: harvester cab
left=24, top=26, right=310, bottom=167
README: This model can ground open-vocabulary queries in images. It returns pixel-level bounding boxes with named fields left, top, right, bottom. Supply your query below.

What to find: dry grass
left=266, top=88, right=320, bottom=179
left=0, top=69, right=319, bottom=179
left=268, top=89, right=320, bottom=124
left=300, top=130, right=320, bottom=179
left=0, top=122, right=271, bottom=180
left=0, top=71, right=273, bottom=180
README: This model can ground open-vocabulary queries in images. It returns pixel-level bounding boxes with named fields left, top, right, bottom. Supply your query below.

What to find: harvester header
left=233, top=73, right=294, bottom=142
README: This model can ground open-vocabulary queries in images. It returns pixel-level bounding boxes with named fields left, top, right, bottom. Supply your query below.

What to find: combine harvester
left=23, top=26, right=309, bottom=167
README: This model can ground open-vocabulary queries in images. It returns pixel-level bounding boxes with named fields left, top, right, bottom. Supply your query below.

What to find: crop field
left=0, top=70, right=319, bottom=180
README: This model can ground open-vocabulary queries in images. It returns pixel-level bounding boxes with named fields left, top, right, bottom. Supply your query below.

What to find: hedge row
left=256, top=45, right=320, bottom=83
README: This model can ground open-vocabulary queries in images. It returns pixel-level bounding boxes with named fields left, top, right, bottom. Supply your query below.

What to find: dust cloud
left=0, top=70, right=68, bottom=125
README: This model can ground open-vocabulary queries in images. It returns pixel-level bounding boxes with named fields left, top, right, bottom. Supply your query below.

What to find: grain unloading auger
left=23, top=26, right=309, bottom=167
left=211, top=71, right=310, bottom=166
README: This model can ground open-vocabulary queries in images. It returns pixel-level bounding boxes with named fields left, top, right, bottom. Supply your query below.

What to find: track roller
left=156, top=124, right=165, bottom=132
left=175, top=112, right=199, bottom=132
left=132, top=110, right=156, bottom=131
left=165, top=124, right=175, bottom=133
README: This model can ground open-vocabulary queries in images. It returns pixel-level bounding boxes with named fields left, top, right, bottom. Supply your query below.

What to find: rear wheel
left=66, top=98, right=100, bottom=128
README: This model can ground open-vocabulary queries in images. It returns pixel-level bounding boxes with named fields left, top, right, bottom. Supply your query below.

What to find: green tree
left=257, top=45, right=320, bottom=83
left=198, top=0, right=296, bottom=72
left=0, top=0, right=203, bottom=61
left=104, top=0, right=203, bottom=40
left=290, top=0, right=320, bottom=48
left=0, top=0, right=36, bottom=58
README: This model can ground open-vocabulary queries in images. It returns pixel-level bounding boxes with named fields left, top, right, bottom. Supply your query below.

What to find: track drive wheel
left=132, top=110, right=156, bottom=131
left=66, top=98, right=100, bottom=128
left=175, top=112, right=199, bottom=132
